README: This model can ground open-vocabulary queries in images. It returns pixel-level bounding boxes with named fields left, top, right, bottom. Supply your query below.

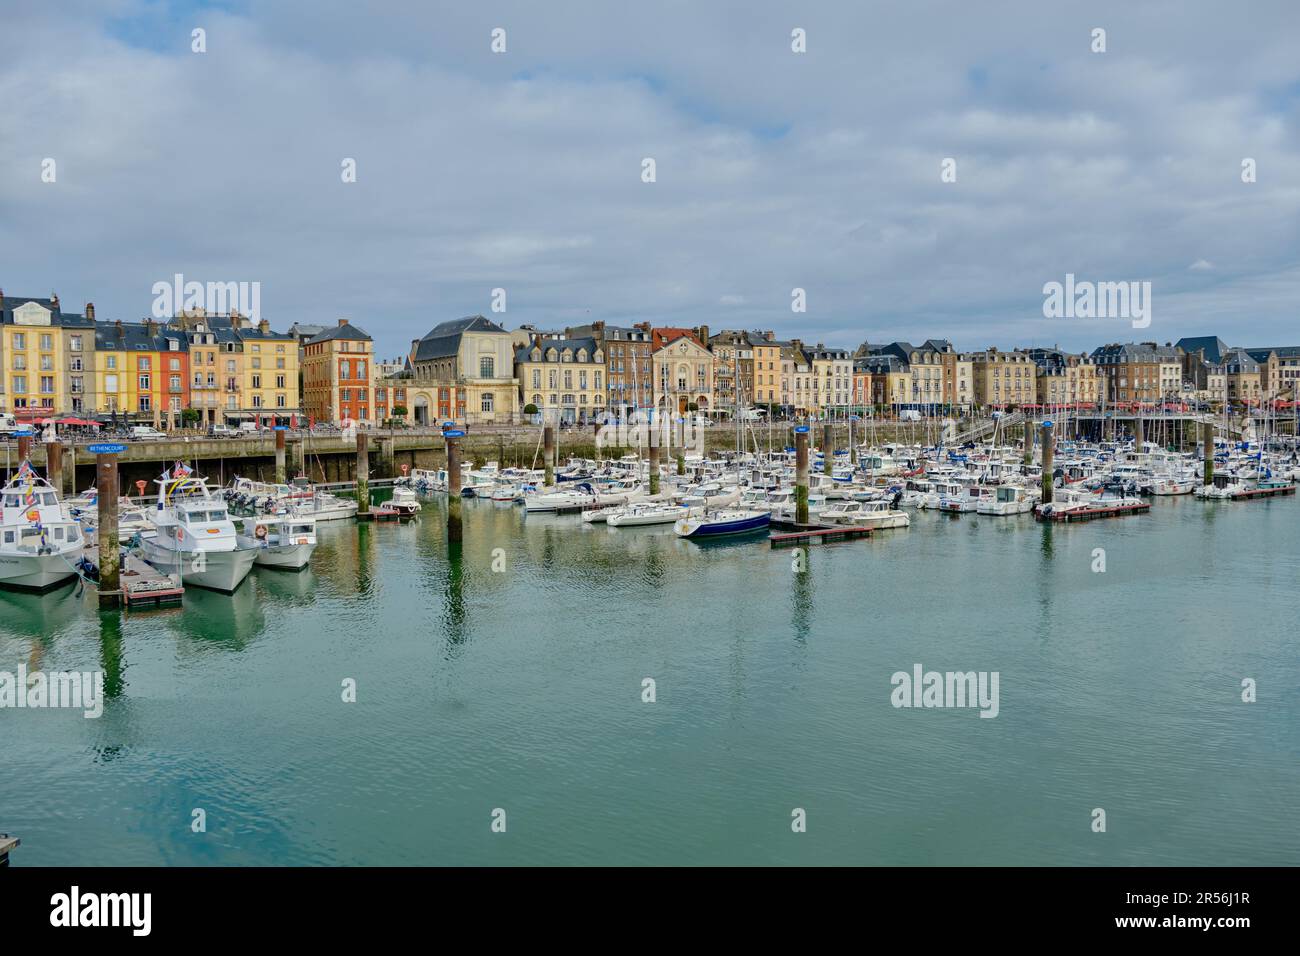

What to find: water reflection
left=791, top=547, right=814, bottom=644
left=170, top=582, right=264, bottom=650
left=98, top=607, right=126, bottom=699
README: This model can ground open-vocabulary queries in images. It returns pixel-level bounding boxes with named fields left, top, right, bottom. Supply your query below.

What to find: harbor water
left=2, top=492, right=1297, bottom=865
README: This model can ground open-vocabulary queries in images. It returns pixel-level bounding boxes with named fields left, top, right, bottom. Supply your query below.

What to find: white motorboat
left=820, top=498, right=910, bottom=530
left=976, top=484, right=1037, bottom=515
left=229, top=475, right=358, bottom=522
left=606, top=502, right=685, bottom=527
left=140, top=466, right=258, bottom=592
left=237, top=513, right=318, bottom=570
left=387, top=485, right=422, bottom=515
left=0, top=463, right=87, bottom=590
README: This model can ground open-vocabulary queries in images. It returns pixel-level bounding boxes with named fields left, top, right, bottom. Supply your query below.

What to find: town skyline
left=4, top=1, right=1298, bottom=358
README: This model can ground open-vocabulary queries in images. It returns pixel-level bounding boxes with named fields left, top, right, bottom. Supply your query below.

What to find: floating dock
left=769, top=520, right=873, bottom=548
left=86, top=545, right=184, bottom=609
left=0, top=834, right=17, bottom=867
left=1035, top=502, right=1151, bottom=522
left=1230, top=484, right=1296, bottom=500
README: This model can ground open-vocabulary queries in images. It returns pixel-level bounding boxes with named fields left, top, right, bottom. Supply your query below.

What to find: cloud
left=1189, top=259, right=1215, bottom=271
left=1, top=0, right=1298, bottom=355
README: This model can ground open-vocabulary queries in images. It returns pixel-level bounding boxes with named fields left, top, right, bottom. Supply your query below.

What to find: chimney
left=145, top=318, right=158, bottom=336
left=696, top=325, right=710, bottom=345
left=592, top=320, right=604, bottom=333
left=259, top=318, right=270, bottom=333
left=51, top=293, right=60, bottom=309
left=0, top=288, right=4, bottom=310
left=85, top=302, right=95, bottom=320
left=114, top=319, right=124, bottom=339
left=765, top=330, right=775, bottom=342
left=338, top=318, right=349, bottom=326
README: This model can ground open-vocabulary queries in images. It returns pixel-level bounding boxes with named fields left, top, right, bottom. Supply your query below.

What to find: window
left=71, top=376, right=83, bottom=394
left=276, top=375, right=285, bottom=388
left=277, top=394, right=286, bottom=408
left=139, top=374, right=151, bottom=390
left=40, top=334, right=52, bottom=350
left=532, top=369, right=540, bottom=388
left=170, top=375, right=180, bottom=390
left=40, top=354, right=53, bottom=371
left=480, top=356, right=495, bottom=378
left=139, top=357, right=151, bottom=371
left=12, top=333, right=25, bottom=350
left=70, top=335, right=82, bottom=351
left=227, top=360, right=236, bottom=372
left=170, top=358, right=180, bottom=370
left=12, top=355, right=25, bottom=370
left=252, top=374, right=261, bottom=388
left=139, top=395, right=151, bottom=412
left=70, top=357, right=82, bottom=372
left=13, top=376, right=27, bottom=394
left=481, top=393, right=494, bottom=412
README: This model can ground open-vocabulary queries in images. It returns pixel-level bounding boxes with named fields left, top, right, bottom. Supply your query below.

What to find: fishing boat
left=0, top=462, right=87, bottom=590
left=939, top=484, right=993, bottom=514
left=674, top=509, right=771, bottom=538
left=228, top=476, right=358, bottom=521
left=237, top=513, right=318, bottom=570
left=140, top=464, right=258, bottom=592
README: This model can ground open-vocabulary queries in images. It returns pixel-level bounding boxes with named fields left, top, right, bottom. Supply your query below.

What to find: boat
left=976, top=485, right=1036, bottom=516
left=0, top=462, right=87, bottom=590
left=389, top=485, right=422, bottom=514
left=1034, top=489, right=1149, bottom=522
left=820, top=498, right=910, bottom=530
left=606, top=502, right=685, bottom=527
left=140, top=465, right=258, bottom=592
left=674, top=509, right=771, bottom=538
left=228, top=476, right=358, bottom=521
left=237, top=513, right=318, bottom=570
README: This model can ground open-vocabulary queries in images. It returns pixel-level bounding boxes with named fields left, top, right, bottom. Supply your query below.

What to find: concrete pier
left=795, top=428, right=810, bottom=525
left=1040, top=421, right=1054, bottom=505
left=47, top=439, right=64, bottom=494
left=446, top=434, right=463, bottom=543
left=356, top=432, right=370, bottom=516
left=96, top=452, right=121, bottom=608
left=274, top=429, right=286, bottom=484
left=1203, top=422, right=1214, bottom=486
left=543, top=425, right=555, bottom=486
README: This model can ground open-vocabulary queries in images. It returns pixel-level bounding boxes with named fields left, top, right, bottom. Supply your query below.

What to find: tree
left=524, top=403, right=539, bottom=415
left=391, top=404, right=408, bottom=419
left=181, top=408, right=201, bottom=426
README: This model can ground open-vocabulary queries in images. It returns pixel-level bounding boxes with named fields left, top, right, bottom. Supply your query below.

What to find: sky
left=2, top=0, right=1298, bottom=359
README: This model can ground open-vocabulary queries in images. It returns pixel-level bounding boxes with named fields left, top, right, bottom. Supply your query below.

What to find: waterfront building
left=236, top=318, right=300, bottom=426
left=514, top=333, right=605, bottom=424
left=1027, top=347, right=1102, bottom=408
left=1243, top=345, right=1300, bottom=401
left=565, top=321, right=653, bottom=418
left=751, top=332, right=782, bottom=409
left=859, top=353, right=910, bottom=410
left=652, top=327, right=713, bottom=415
left=406, top=316, right=519, bottom=426
left=302, top=319, right=376, bottom=424
left=851, top=359, right=873, bottom=412
left=781, top=340, right=815, bottom=415
left=707, top=329, right=758, bottom=417
left=93, top=318, right=187, bottom=427
left=967, top=348, right=1038, bottom=409
left=804, top=344, right=852, bottom=416
left=0, top=292, right=96, bottom=418
left=1091, top=342, right=1182, bottom=405
left=1221, top=348, right=1263, bottom=405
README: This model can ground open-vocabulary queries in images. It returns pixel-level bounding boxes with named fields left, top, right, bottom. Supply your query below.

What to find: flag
left=173, top=461, right=193, bottom=477
left=15, top=460, right=34, bottom=479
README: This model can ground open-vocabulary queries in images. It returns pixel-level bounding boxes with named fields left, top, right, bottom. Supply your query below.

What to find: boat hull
left=252, top=542, right=316, bottom=570
left=139, top=539, right=258, bottom=592
left=675, top=512, right=770, bottom=538
left=0, top=547, right=86, bottom=591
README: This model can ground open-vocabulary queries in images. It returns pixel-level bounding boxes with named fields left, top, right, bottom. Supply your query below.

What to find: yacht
left=141, top=466, right=258, bottom=592
left=0, top=463, right=87, bottom=590
left=606, top=502, right=686, bottom=527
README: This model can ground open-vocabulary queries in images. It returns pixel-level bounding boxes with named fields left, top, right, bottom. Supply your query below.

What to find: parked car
left=130, top=425, right=166, bottom=441
left=209, top=424, right=239, bottom=438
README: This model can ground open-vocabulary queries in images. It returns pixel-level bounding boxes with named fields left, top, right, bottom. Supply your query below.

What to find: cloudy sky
left=2, top=0, right=1298, bottom=358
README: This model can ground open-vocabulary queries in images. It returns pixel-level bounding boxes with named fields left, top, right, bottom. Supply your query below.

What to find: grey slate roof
left=1176, top=336, right=1232, bottom=364
left=413, top=316, right=507, bottom=362
left=514, top=336, right=601, bottom=364
left=306, top=322, right=373, bottom=345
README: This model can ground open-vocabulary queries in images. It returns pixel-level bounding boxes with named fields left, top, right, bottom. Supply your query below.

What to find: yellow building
left=751, top=332, right=782, bottom=408
left=514, top=333, right=606, bottom=424
left=0, top=292, right=95, bottom=417
left=237, top=318, right=301, bottom=425
left=968, top=349, right=1038, bottom=408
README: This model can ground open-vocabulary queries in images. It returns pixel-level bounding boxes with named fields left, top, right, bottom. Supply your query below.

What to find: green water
left=2, top=493, right=1297, bottom=865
